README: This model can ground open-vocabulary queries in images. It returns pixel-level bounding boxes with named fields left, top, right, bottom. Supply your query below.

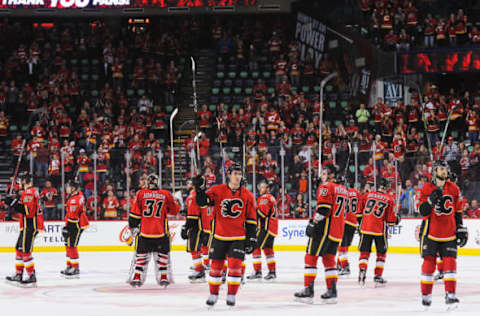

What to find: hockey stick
left=9, top=107, right=44, bottom=195
left=438, top=104, right=459, bottom=158
left=342, top=142, right=352, bottom=186
left=410, top=81, right=434, bottom=161
left=191, top=57, right=201, bottom=174
left=216, top=117, right=226, bottom=184
left=170, top=107, right=178, bottom=193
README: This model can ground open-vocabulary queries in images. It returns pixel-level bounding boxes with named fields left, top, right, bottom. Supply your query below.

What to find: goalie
left=127, top=174, right=180, bottom=288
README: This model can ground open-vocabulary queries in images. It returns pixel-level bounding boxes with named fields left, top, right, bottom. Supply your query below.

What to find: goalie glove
left=456, top=225, right=468, bottom=248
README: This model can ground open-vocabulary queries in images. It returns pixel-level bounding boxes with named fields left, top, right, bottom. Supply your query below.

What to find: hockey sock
left=201, top=246, right=209, bottom=266
left=304, top=254, right=319, bottom=287
left=443, top=257, right=456, bottom=293
left=264, top=248, right=276, bottom=272
left=134, top=253, right=148, bottom=280
left=359, top=252, right=370, bottom=272
left=156, top=253, right=169, bottom=280
left=70, top=247, right=79, bottom=269
left=23, top=252, right=35, bottom=276
left=437, top=258, right=444, bottom=273
left=421, top=256, right=436, bottom=295
left=323, top=254, right=338, bottom=289
left=15, top=250, right=24, bottom=274
left=241, top=262, right=246, bottom=276
left=252, top=248, right=262, bottom=272
left=227, top=257, right=243, bottom=295
left=374, top=253, right=386, bottom=277
left=65, top=247, right=72, bottom=268
left=208, top=259, right=224, bottom=295
left=338, top=246, right=349, bottom=268
left=223, top=255, right=228, bottom=273
left=191, top=251, right=204, bottom=272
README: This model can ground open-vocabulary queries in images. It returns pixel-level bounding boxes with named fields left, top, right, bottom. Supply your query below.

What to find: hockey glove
left=305, top=220, right=316, bottom=238
left=428, top=189, right=443, bottom=207
left=245, top=236, right=257, bottom=255
left=456, top=225, right=468, bottom=248
left=181, top=224, right=189, bottom=240
left=62, top=226, right=69, bottom=239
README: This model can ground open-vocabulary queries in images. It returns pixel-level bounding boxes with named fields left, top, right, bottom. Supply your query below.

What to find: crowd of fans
left=0, top=16, right=480, bottom=222
left=359, top=0, right=479, bottom=51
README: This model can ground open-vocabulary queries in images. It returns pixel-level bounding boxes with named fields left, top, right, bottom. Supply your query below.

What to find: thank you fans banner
left=295, top=11, right=327, bottom=68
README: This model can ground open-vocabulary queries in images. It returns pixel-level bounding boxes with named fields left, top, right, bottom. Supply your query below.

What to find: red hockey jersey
left=20, top=186, right=43, bottom=231
left=418, top=181, right=461, bottom=241
left=316, top=182, right=348, bottom=242
left=359, top=191, right=397, bottom=236
left=345, top=188, right=360, bottom=227
left=130, top=189, right=180, bottom=238
left=205, top=184, right=256, bottom=241
left=256, top=193, right=278, bottom=235
left=65, top=191, right=89, bottom=229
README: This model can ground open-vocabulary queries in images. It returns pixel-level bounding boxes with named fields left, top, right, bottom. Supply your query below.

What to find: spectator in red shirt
left=467, top=200, right=480, bottom=218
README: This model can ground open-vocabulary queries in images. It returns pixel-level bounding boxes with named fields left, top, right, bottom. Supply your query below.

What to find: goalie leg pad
left=153, top=252, right=169, bottom=285
left=128, top=252, right=150, bottom=286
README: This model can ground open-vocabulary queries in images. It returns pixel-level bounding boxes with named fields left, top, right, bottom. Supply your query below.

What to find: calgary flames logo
left=221, top=199, right=243, bottom=218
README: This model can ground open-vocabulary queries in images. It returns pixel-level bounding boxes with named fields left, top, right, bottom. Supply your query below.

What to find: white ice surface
left=1, top=251, right=479, bottom=316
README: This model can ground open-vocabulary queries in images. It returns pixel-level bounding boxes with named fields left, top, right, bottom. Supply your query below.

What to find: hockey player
left=294, top=164, right=348, bottom=304
left=61, top=180, right=89, bottom=278
left=337, top=182, right=360, bottom=276
left=5, top=175, right=42, bottom=287
left=194, top=162, right=257, bottom=307
left=127, top=174, right=180, bottom=288
left=181, top=179, right=206, bottom=283
left=418, top=161, right=467, bottom=309
left=247, top=181, right=278, bottom=281
left=357, top=178, right=400, bottom=287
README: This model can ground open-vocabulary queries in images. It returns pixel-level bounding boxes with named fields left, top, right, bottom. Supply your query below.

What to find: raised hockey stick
left=170, top=107, right=178, bottom=193
left=216, top=117, right=226, bottom=184
left=410, top=81, right=434, bottom=161
left=438, top=104, right=459, bottom=158
left=191, top=57, right=202, bottom=175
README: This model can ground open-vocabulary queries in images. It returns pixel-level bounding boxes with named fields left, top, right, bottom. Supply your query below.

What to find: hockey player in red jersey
left=294, top=164, right=348, bottom=304
left=127, top=174, right=180, bottom=288
left=181, top=179, right=206, bottom=283
left=246, top=181, right=278, bottom=282
left=418, top=161, right=467, bottom=310
left=357, top=178, right=400, bottom=287
left=61, top=180, right=89, bottom=278
left=5, top=174, right=42, bottom=287
left=337, top=182, right=360, bottom=276
left=194, top=162, right=257, bottom=307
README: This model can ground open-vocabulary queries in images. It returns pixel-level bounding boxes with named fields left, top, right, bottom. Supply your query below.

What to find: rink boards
left=0, top=219, right=479, bottom=255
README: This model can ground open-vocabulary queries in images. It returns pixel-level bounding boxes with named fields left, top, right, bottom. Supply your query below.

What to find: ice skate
left=358, top=268, right=366, bottom=287
left=188, top=270, right=206, bottom=283
left=206, top=294, right=218, bottom=308
left=294, top=284, right=314, bottom=304
left=320, top=282, right=337, bottom=304
left=445, top=292, right=459, bottom=311
left=264, top=271, right=276, bottom=282
left=5, top=273, right=22, bottom=286
left=64, top=267, right=80, bottom=279
left=374, top=275, right=387, bottom=287
left=20, top=272, right=37, bottom=288
left=226, top=294, right=236, bottom=307
left=246, top=270, right=262, bottom=282
left=422, top=294, right=432, bottom=311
